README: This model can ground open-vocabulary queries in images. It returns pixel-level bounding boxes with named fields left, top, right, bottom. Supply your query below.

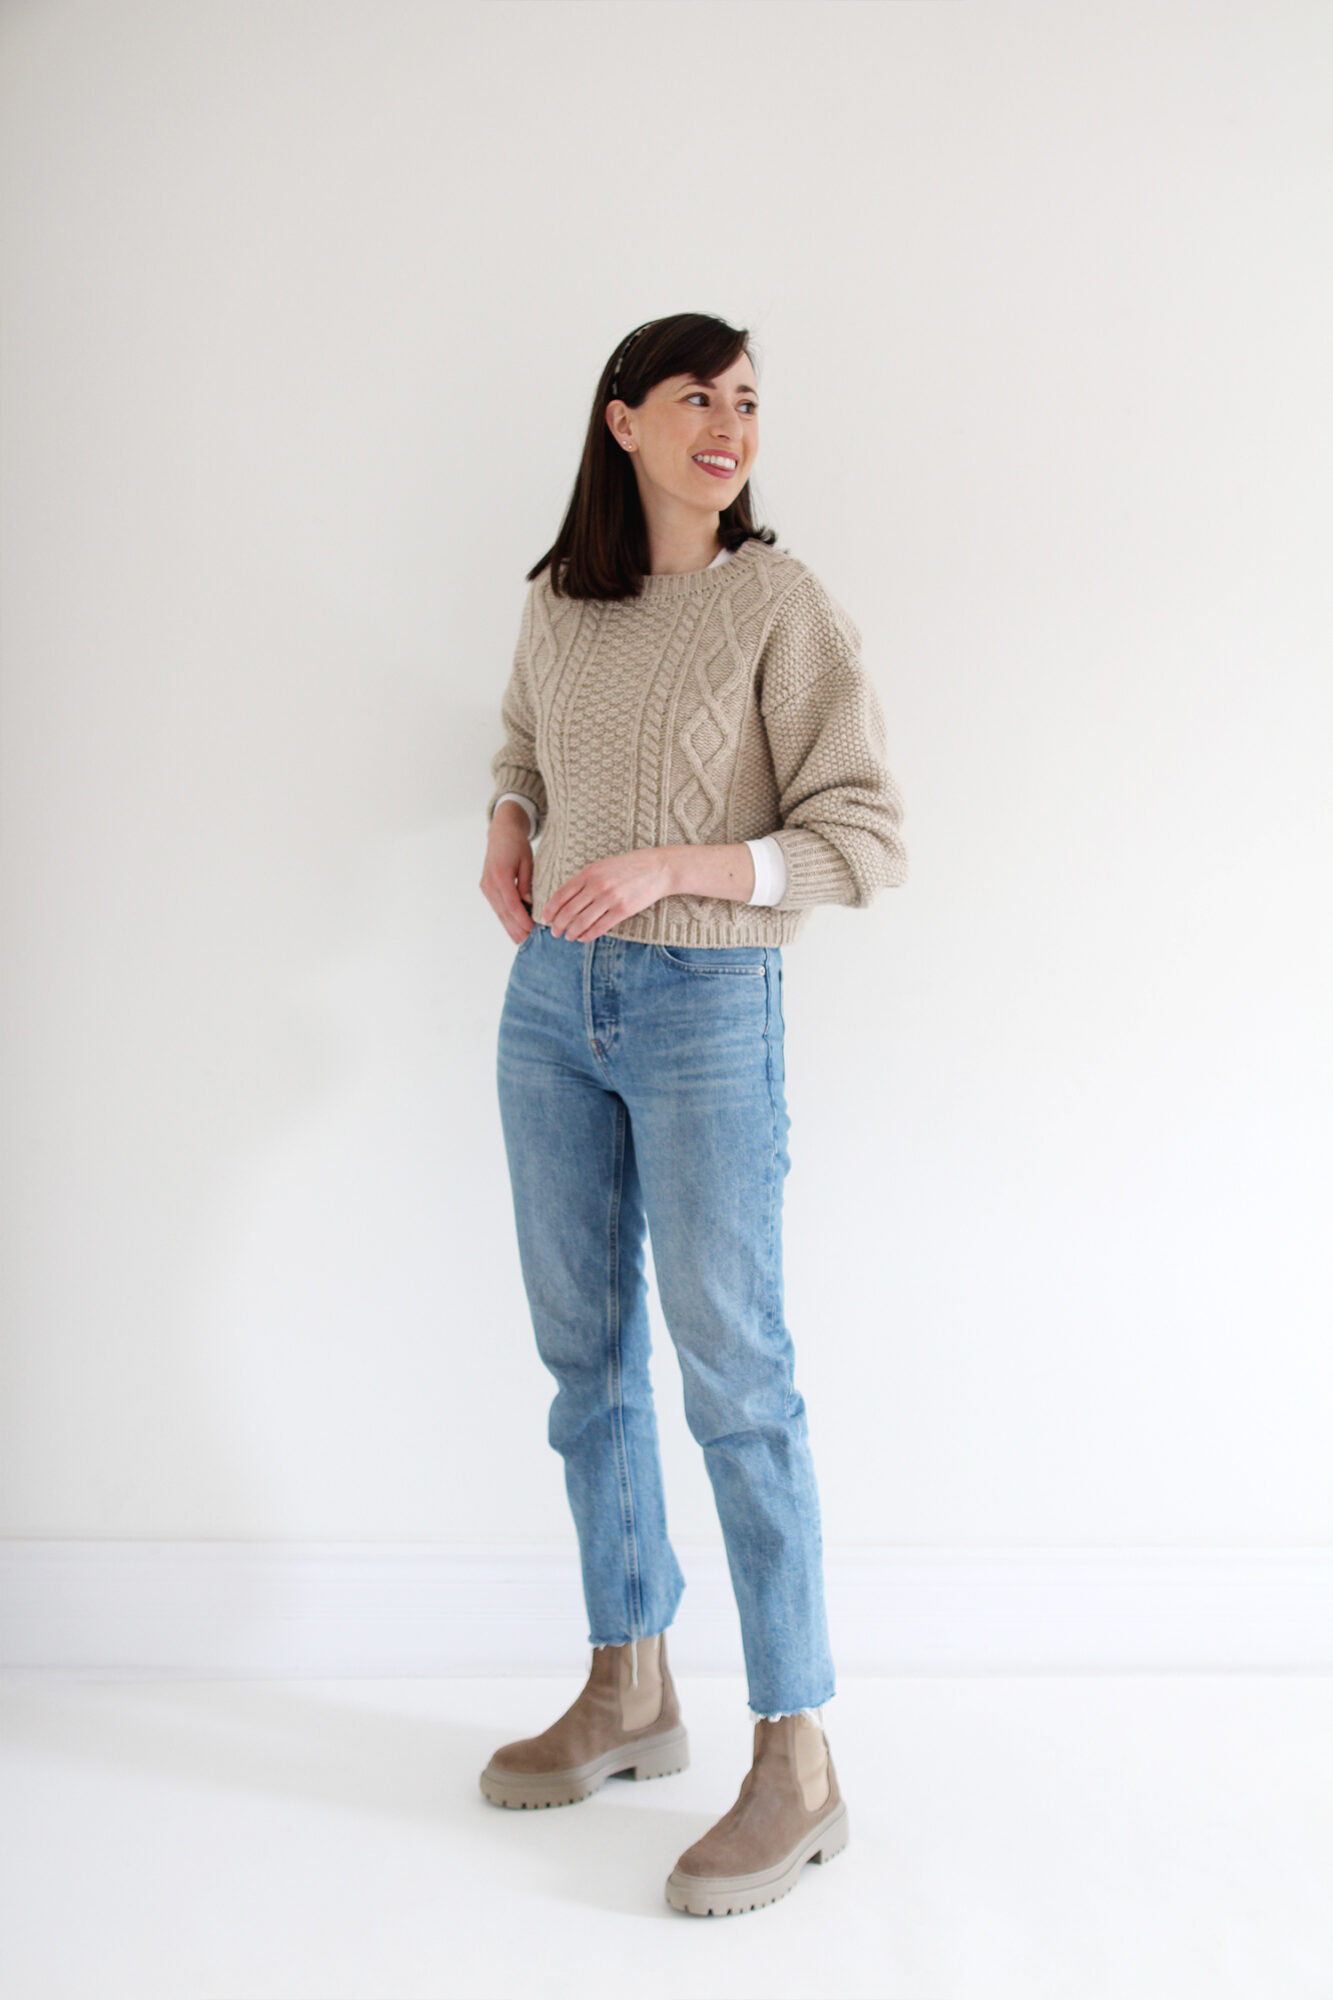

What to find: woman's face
left=610, top=351, right=759, bottom=513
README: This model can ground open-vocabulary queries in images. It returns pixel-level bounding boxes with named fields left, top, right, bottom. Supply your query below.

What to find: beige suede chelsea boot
left=479, top=1629, right=689, bottom=1809
left=665, top=1711, right=849, bottom=1915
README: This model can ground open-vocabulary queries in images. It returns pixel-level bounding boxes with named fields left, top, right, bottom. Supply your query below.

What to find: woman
left=477, top=313, right=907, bottom=1917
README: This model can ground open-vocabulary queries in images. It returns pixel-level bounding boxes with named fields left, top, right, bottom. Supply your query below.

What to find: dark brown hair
left=526, top=312, right=777, bottom=600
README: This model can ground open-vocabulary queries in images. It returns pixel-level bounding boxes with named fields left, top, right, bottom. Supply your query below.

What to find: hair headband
left=608, top=320, right=657, bottom=400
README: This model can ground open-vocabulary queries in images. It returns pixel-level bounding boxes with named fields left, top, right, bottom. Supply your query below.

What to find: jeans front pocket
left=653, top=943, right=767, bottom=976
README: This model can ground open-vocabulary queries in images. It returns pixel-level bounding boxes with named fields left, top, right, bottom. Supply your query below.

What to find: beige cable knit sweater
left=486, top=534, right=908, bottom=946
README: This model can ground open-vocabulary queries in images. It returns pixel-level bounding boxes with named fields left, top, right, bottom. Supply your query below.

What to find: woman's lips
left=692, top=456, right=738, bottom=479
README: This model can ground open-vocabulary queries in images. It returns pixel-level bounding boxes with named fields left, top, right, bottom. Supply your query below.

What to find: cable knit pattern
left=486, top=537, right=908, bottom=945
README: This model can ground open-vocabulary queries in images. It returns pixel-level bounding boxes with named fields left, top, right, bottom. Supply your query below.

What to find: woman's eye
left=687, top=394, right=757, bottom=412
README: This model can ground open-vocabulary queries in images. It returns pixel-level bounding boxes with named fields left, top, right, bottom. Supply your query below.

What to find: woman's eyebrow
left=685, top=376, right=760, bottom=397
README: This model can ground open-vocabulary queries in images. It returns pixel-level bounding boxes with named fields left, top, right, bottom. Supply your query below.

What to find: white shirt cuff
left=744, top=834, right=788, bottom=906
left=491, top=792, right=539, bottom=840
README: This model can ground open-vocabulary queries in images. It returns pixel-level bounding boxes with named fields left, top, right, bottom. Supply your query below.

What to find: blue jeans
left=495, top=921, right=836, bottom=1717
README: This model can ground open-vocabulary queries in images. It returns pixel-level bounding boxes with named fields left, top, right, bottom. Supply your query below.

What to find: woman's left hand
left=542, top=848, right=674, bottom=941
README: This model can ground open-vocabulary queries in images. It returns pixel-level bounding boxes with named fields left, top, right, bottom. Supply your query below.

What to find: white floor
left=1, top=1671, right=1329, bottom=2000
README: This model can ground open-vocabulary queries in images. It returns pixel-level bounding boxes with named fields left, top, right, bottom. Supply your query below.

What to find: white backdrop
left=1, top=2, right=1329, bottom=1666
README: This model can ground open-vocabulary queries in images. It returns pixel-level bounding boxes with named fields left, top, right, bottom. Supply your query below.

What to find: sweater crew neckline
left=629, top=535, right=762, bottom=601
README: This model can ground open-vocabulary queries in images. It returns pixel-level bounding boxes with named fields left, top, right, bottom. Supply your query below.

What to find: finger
left=548, top=888, right=599, bottom=936
left=486, top=875, right=529, bottom=941
left=484, top=887, right=523, bottom=943
left=563, top=897, right=614, bottom=942
left=541, top=874, right=581, bottom=925
left=541, top=884, right=578, bottom=929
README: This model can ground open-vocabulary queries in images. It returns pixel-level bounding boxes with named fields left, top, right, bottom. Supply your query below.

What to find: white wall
left=2, top=2, right=1329, bottom=1570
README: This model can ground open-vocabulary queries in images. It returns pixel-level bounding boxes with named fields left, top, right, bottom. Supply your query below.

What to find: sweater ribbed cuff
left=491, top=791, right=539, bottom=840
left=487, top=767, right=546, bottom=833
left=769, top=827, right=857, bottom=909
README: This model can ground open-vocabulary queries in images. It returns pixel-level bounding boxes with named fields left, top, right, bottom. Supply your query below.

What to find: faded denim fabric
left=496, top=921, right=836, bottom=1717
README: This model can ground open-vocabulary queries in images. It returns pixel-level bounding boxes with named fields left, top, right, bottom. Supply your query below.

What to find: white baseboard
left=1, top=1541, right=1330, bottom=1681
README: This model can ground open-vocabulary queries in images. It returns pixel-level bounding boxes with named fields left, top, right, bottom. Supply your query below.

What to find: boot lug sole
left=479, top=1722, right=690, bottom=1809
left=664, top=1799, right=850, bottom=1916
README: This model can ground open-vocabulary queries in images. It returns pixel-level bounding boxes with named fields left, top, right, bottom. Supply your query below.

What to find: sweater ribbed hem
left=530, top=905, right=810, bottom=948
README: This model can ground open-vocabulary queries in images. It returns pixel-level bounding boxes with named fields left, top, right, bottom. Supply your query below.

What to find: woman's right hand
left=480, top=801, right=536, bottom=943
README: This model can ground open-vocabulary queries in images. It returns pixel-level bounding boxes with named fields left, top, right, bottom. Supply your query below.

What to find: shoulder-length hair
left=526, top=312, right=778, bottom=601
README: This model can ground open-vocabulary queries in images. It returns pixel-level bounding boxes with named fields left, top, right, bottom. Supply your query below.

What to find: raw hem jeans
left=495, top=921, right=836, bottom=1718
